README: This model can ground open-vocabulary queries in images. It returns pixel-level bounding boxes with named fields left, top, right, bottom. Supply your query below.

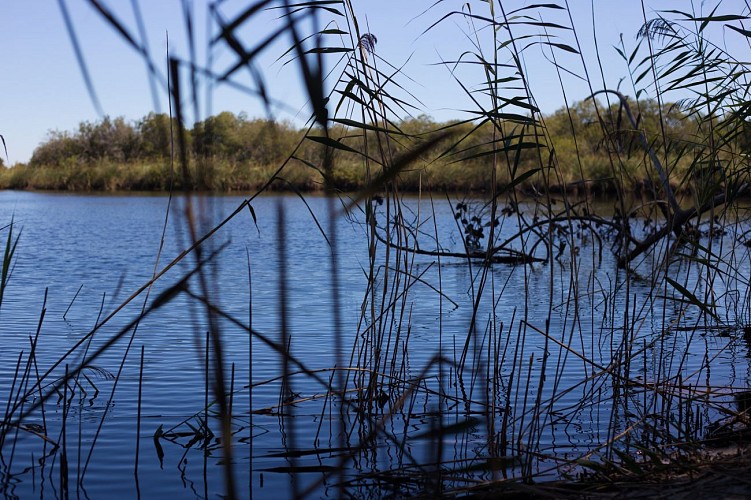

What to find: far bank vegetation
left=1, top=99, right=742, bottom=194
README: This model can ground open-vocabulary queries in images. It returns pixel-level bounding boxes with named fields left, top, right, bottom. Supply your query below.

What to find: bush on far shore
left=2, top=99, right=731, bottom=195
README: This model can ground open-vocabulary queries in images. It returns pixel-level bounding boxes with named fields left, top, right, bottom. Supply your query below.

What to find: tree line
left=28, top=112, right=302, bottom=170
left=1, top=99, right=734, bottom=193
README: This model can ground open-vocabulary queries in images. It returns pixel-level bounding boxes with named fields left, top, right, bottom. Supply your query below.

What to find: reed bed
left=2, top=1, right=751, bottom=498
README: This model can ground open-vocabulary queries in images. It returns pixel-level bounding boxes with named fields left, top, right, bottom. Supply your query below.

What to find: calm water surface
left=0, top=190, right=750, bottom=498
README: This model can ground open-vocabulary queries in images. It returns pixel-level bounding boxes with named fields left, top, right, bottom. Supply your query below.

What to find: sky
left=1, top=0, right=748, bottom=165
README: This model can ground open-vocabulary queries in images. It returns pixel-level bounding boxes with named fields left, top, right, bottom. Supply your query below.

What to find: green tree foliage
left=541, top=98, right=699, bottom=190
left=17, top=100, right=726, bottom=193
left=192, top=112, right=300, bottom=165
left=30, top=130, right=86, bottom=167
left=78, top=116, right=139, bottom=162
left=192, top=111, right=243, bottom=159
left=30, top=116, right=139, bottom=166
left=137, top=112, right=176, bottom=159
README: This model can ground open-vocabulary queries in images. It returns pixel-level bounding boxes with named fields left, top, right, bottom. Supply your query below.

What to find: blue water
left=0, top=190, right=749, bottom=498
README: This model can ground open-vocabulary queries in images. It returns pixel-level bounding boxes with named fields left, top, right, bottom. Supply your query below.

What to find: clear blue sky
left=1, top=1, right=747, bottom=165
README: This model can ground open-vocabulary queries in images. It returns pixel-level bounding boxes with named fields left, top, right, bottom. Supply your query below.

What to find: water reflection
left=0, top=191, right=749, bottom=497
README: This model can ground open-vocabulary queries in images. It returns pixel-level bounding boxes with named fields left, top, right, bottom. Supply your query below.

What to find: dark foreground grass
left=461, top=444, right=751, bottom=499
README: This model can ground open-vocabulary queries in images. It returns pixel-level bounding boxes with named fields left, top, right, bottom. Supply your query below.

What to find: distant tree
left=30, top=130, right=85, bottom=166
left=30, top=116, right=144, bottom=166
left=192, top=111, right=243, bottom=158
left=137, top=112, right=175, bottom=159
left=77, top=116, right=139, bottom=162
left=236, top=118, right=300, bottom=165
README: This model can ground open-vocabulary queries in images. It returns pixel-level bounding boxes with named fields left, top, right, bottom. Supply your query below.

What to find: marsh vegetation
left=2, top=98, right=712, bottom=194
left=2, top=1, right=751, bottom=498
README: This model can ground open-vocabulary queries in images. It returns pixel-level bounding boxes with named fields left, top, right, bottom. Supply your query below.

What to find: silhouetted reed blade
left=3, top=1, right=751, bottom=498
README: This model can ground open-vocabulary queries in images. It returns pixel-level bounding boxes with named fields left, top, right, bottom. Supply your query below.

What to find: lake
left=0, top=190, right=749, bottom=498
